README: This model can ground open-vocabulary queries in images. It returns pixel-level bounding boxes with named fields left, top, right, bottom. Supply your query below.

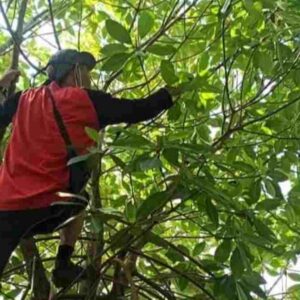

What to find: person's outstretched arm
left=86, top=88, right=173, bottom=128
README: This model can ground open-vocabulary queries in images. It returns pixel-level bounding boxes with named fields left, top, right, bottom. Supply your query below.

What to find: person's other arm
left=0, top=70, right=22, bottom=129
left=0, top=92, right=22, bottom=129
left=86, top=88, right=173, bottom=128
left=0, top=69, right=20, bottom=95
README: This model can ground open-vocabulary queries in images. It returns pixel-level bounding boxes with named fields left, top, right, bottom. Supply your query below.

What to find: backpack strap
left=45, top=86, right=89, bottom=195
left=45, top=86, right=76, bottom=154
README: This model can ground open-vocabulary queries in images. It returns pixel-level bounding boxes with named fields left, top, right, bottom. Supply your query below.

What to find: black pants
left=0, top=201, right=86, bottom=277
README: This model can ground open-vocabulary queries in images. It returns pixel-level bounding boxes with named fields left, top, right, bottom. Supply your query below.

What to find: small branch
left=8, top=0, right=27, bottom=96
left=0, top=0, right=40, bottom=72
left=47, top=0, right=61, bottom=49
left=77, top=0, right=83, bottom=50
left=135, top=272, right=176, bottom=300
left=132, top=249, right=216, bottom=300
left=129, top=0, right=143, bottom=33
left=20, top=238, right=50, bottom=299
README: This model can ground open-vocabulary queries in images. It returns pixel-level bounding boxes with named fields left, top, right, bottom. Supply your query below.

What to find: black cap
left=47, top=49, right=96, bottom=81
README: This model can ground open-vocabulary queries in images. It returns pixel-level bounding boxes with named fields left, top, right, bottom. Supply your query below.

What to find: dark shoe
left=52, top=261, right=86, bottom=288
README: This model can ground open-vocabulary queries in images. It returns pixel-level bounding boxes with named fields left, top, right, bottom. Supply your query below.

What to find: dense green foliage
left=1, top=0, right=300, bottom=299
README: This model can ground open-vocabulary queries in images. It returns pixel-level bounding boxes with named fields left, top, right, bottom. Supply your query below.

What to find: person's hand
left=0, top=69, right=21, bottom=88
left=165, top=85, right=183, bottom=97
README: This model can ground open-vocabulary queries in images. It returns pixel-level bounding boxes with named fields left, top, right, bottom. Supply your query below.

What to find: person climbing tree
left=0, top=49, right=179, bottom=288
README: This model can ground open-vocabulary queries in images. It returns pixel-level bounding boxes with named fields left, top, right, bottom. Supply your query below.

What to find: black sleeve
left=0, top=91, right=22, bottom=129
left=85, top=88, right=173, bottom=128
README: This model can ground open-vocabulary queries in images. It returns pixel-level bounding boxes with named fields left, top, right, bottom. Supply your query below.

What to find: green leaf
left=110, top=154, right=126, bottom=170
left=221, top=0, right=231, bottom=15
left=147, top=44, right=176, bottom=56
left=102, top=53, right=131, bottom=72
left=93, top=207, right=123, bottom=221
left=198, top=52, right=210, bottom=71
left=205, top=199, right=219, bottom=227
left=243, top=0, right=254, bottom=11
left=165, top=142, right=212, bottom=154
left=160, top=60, right=178, bottom=85
left=244, top=233, right=271, bottom=248
left=100, top=207, right=122, bottom=215
left=253, top=50, right=273, bottom=75
left=167, top=102, right=181, bottom=121
left=111, top=228, right=132, bottom=250
left=214, top=240, right=232, bottom=263
left=255, top=198, right=282, bottom=211
left=138, top=12, right=154, bottom=38
left=182, top=76, right=222, bottom=93
left=139, top=157, right=162, bottom=171
left=236, top=283, right=248, bottom=300
left=105, top=19, right=132, bottom=44
left=112, top=134, right=154, bottom=150
left=101, top=43, right=128, bottom=56
left=176, top=276, right=189, bottom=291
left=147, top=232, right=170, bottom=249
left=125, top=201, right=136, bottom=222
left=137, top=191, right=168, bottom=220
left=292, top=69, right=300, bottom=85
left=270, top=169, right=289, bottom=182
left=193, top=242, right=206, bottom=256
left=215, top=275, right=236, bottom=299
left=242, top=271, right=266, bottom=287
left=289, top=273, right=300, bottom=281
left=253, top=218, right=275, bottom=241
left=91, top=215, right=103, bottom=234
left=264, top=179, right=276, bottom=197
left=237, top=243, right=252, bottom=271
left=262, top=0, right=275, bottom=8
left=248, top=179, right=261, bottom=204
left=288, top=284, right=300, bottom=294
left=230, top=248, right=244, bottom=278
left=85, top=127, right=98, bottom=142
left=4, top=289, right=22, bottom=299
left=165, top=248, right=185, bottom=262
left=148, top=233, right=188, bottom=263
left=162, top=148, right=179, bottom=166
left=67, top=153, right=91, bottom=166
left=232, top=161, right=255, bottom=173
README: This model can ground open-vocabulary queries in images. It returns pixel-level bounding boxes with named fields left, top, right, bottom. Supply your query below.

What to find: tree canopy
left=1, top=0, right=300, bottom=299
